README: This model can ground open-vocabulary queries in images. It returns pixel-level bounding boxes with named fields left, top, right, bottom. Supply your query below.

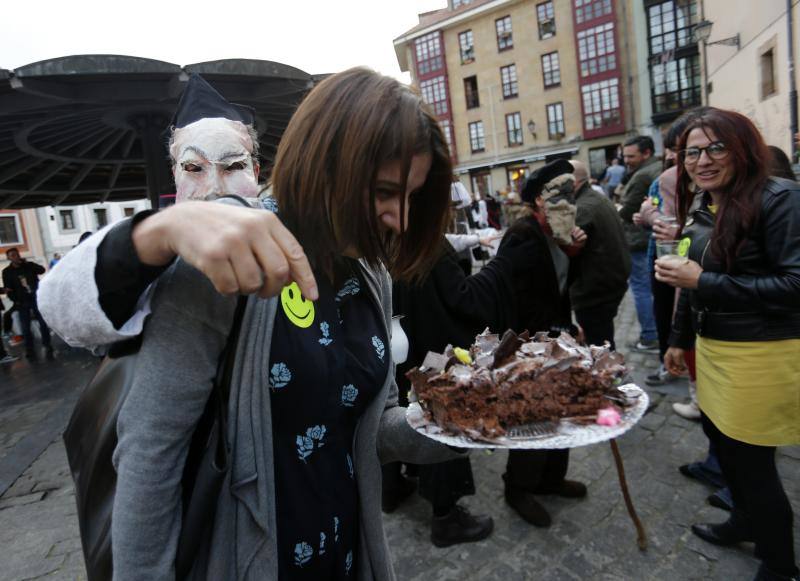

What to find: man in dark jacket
left=2, top=248, right=53, bottom=360
left=498, top=159, right=588, bottom=529
left=618, top=136, right=662, bottom=352
left=569, top=161, right=631, bottom=350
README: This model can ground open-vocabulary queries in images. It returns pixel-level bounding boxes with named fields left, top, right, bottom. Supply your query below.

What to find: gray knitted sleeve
left=373, top=267, right=463, bottom=466
left=111, top=259, right=236, bottom=581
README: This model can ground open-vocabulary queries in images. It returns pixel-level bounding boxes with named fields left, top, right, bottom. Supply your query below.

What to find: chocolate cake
left=407, top=329, right=628, bottom=440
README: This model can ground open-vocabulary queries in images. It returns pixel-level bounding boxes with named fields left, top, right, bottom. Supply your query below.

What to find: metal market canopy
left=0, top=55, right=318, bottom=209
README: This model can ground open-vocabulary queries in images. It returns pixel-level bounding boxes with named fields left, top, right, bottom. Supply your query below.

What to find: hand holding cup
left=654, top=253, right=702, bottom=289
left=652, top=215, right=679, bottom=241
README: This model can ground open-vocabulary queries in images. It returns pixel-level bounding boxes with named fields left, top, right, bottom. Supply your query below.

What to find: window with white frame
left=459, top=30, right=475, bottom=64
left=59, top=209, right=76, bottom=231
left=647, top=0, right=698, bottom=55
left=420, top=76, right=449, bottom=115
left=537, top=1, right=556, bottom=39
left=468, top=121, right=485, bottom=152
left=506, top=112, right=523, bottom=146
left=575, top=0, right=612, bottom=24
left=94, top=208, right=108, bottom=229
left=651, top=55, right=701, bottom=113
left=0, top=214, right=23, bottom=246
left=439, top=119, right=453, bottom=152
left=495, top=16, right=513, bottom=51
left=541, top=52, right=561, bottom=87
left=581, top=78, right=621, bottom=130
left=414, top=32, right=444, bottom=76
left=500, top=64, right=518, bottom=98
left=546, top=103, right=565, bottom=138
left=577, top=22, right=616, bottom=77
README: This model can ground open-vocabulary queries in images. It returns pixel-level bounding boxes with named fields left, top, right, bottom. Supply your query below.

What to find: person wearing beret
left=497, top=159, right=589, bottom=527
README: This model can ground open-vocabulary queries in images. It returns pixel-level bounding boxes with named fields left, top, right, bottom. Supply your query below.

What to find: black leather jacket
left=669, top=177, right=800, bottom=348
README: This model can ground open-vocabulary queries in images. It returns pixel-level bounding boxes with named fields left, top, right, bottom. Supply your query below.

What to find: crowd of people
left=5, top=68, right=792, bottom=581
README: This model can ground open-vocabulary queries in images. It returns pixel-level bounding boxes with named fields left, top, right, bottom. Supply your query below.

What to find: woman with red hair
left=656, top=108, right=799, bottom=581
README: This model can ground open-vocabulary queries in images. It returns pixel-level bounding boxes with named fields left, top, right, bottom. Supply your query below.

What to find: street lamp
left=693, top=19, right=740, bottom=48
left=693, top=19, right=740, bottom=105
left=693, top=19, right=713, bottom=43
left=527, top=119, right=537, bottom=139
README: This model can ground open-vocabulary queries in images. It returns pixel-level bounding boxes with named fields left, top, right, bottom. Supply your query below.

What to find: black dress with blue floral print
left=270, top=259, right=388, bottom=579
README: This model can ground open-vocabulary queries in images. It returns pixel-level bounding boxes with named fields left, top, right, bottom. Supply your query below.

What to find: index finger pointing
left=269, top=219, right=318, bottom=301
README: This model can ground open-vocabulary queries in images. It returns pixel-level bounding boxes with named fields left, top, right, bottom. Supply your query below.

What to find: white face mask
left=170, top=118, right=259, bottom=202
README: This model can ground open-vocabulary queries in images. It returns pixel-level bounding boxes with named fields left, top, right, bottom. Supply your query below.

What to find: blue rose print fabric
left=270, top=259, right=388, bottom=579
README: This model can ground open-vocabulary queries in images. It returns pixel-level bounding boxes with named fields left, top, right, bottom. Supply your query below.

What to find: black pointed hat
left=171, top=73, right=256, bottom=129
left=521, top=159, right=574, bottom=204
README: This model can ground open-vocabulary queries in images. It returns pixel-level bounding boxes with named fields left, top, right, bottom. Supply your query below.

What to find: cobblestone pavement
left=0, top=293, right=798, bottom=580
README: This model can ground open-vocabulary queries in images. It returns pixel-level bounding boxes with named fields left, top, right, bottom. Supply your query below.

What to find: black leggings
left=419, top=457, right=476, bottom=515
left=701, top=414, right=798, bottom=576
left=505, top=449, right=569, bottom=492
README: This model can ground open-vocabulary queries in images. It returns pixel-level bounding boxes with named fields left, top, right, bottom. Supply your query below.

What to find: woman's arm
left=444, top=233, right=480, bottom=254
left=38, top=199, right=316, bottom=349
left=668, top=288, right=695, bottom=349
left=373, top=268, right=464, bottom=465
left=37, top=221, right=156, bottom=348
left=694, top=189, right=800, bottom=310
left=636, top=180, right=662, bottom=227
left=111, top=259, right=237, bottom=580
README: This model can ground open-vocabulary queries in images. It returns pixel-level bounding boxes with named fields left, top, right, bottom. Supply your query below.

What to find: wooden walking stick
left=609, top=438, right=648, bottom=550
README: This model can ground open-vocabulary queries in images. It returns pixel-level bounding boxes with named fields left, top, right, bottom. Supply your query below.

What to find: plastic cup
left=653, top=215, right=680, bottom=240
left=657, top=255, right=690, bottom=268
left=655, top=240, right=681, bottom=258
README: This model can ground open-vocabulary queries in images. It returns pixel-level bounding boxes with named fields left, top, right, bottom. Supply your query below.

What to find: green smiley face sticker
left=677, top=237, right=691, bottom=257
left=280, top=282, right=315, bottom=328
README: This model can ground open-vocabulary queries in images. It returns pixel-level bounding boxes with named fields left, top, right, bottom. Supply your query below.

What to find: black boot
left=534, top=479, right=587, bottom=498
left=691, top=512, right=753, bottom=546
left=430, top=505, right=493, bottom=548
left=753, top=563, right=800, bottom=581
left=504, top=482, right=551, bottom=527
left=381, top=463, right=416, bottom=514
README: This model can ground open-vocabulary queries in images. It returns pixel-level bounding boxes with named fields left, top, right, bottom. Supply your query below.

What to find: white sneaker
left=672, top=401, right=701, bottom=420
left=0, top=354, right=18, bottom=365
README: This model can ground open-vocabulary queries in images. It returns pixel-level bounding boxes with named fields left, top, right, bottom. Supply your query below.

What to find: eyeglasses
left=680, top=142, right=729, bottom=165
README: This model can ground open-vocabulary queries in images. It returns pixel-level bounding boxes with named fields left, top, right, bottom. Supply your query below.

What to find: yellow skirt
left=696, top=336, right=800, bottom=446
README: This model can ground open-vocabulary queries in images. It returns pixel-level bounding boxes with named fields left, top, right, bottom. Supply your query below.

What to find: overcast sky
left=1, top=0, right=445, bottom=82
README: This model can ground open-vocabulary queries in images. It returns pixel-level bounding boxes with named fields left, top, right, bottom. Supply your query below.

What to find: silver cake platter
left=406, top=384, right=649, bottom=450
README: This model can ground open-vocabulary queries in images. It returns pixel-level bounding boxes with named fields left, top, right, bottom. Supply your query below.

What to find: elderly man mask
left=168, top=74, right=260, bottom=203
left=521, top=159, right=578, bottom=245
left=540, top=173, right=577, bottom=245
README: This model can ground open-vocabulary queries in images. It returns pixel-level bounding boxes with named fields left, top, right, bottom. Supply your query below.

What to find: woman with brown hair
left=50, top=68, right=462, bottom=580
left=656, top=107, right=800, bottom=581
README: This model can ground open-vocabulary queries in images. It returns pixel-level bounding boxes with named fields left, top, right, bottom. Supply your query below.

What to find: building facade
left=35, top=200, right=151, bottom=262
left=394, top=0, right=652, bottom=193
left=0, top=199, right=150, bottom=280
left=0, top=209, right=45, bottom=262
left=701, top=0, right=799, bottom=159
left=394, top=0, right=713, bottom=193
